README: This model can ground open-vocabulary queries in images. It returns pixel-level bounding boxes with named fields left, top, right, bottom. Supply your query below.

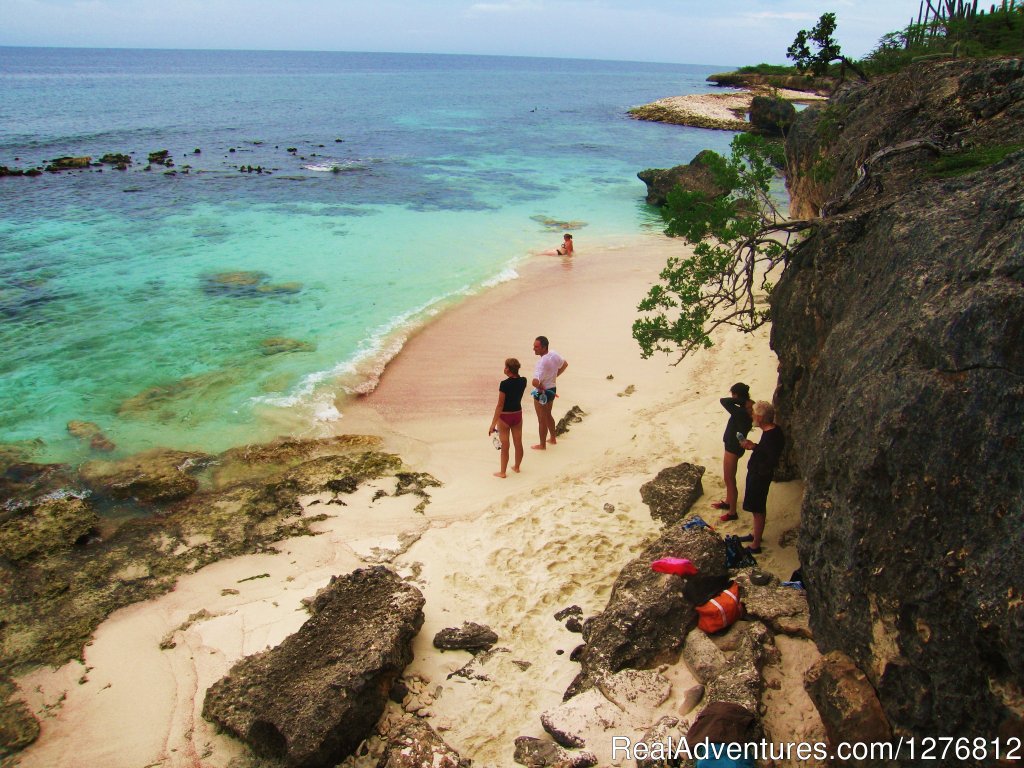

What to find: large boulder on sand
left=567, top=519, right=726, bottom=696
left=637, top=150, right=729, bottom=207
left=202, top=567, right=424, bottom=768
left=639, top=462, right=705, bottom=525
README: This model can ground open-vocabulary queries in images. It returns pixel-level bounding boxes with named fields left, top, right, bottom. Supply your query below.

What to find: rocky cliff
left=773, top=57, right=1024, bottom=752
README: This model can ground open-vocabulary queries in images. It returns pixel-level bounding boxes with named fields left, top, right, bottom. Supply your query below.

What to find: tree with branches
left=633, top=134, right=815, bottom=363
left=787, top=12, right=869, bottom=81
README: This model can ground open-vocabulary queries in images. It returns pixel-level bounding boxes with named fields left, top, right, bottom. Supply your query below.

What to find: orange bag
left=695, top=581, right=742, bottom=633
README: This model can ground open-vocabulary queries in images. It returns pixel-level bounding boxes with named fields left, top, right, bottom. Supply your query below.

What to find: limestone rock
left=568, top=520, right=725, bottom=693
left=543, top=668, right=672, bottom=750
left=432, top=622, right=498, bottom=653
left=635, top=715, right=689, bottom=768
left=555, top=405, right=585, bottom=436
left=702, top=622, right=774, bottom=714
left=260, top=337, right=315, bottom=356
left=748, top=94, right=797, bottom=136
left=682, top=628, right=728, bottom=685
left=637, top=151, right=730, bottom=207
left=513, top=736, right=597, bottom=767
left=203, top=567, right=424, bottom=768
left=777, top=57, right=1024, bottom=742
left=45, top=156, right=91, bottom=171
left=0, top=676, right=39, bottom=758
left=66, top=420, right=115, bottom=452
left=377, top=717, right=464, bottom=768
left=0, top=496, right=97, bottom=562
left=639, top=462, right=705, bottom=525
left=79, top=448, right=206, bottom=503
left=804, top=651, right=892, bottom=768
left=739, top=577, right=812, bottom=639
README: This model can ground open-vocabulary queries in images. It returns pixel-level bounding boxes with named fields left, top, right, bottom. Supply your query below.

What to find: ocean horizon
left=0, top=46, right=738, bottom=464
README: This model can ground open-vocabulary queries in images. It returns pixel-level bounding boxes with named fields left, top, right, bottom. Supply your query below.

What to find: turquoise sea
left=0, top=47, right=737, bottom=464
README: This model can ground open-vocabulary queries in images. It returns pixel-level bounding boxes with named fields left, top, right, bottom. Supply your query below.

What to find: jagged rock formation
left=0, top=435, right=435, bottom=672
left=639, top=462, right=705, bottom=525
left=202, top=567, right=425, bottom=768
left=749, top=95, right=797, bottom=137
left=707, top=71, right=832, bottom=93
left=774, top=57, right=1024, bottom=750
left=432, top=622, right=499, bottom=653
left=566, top=520, right=726, bottom=696
left=377, top=717, right=465, bottom=768
left=637, top=151, right=729, bottom=207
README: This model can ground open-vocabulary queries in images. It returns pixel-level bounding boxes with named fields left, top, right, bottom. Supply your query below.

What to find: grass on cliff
left=736, top=63, right=802, bottom=75
left=928, top=142, right=1024, bottom=177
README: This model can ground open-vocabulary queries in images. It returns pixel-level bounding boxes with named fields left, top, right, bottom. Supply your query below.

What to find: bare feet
left=493, top=472, right=506, bottom=478
left=531, top=444, right=546, bottom=450
left=512, top=467, right=521, bottom=473
left=549, top=437, right=557, bottom=445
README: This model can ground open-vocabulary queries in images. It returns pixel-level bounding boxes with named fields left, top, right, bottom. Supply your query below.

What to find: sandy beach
left=12, top=233, right=817, bottom=767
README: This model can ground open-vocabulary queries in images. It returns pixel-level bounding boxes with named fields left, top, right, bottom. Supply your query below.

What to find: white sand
left=13, top=233, right=817, bottom=768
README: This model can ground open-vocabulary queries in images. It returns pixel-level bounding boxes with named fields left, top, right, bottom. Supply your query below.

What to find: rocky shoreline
left=628, top=87, right=825, bottom=132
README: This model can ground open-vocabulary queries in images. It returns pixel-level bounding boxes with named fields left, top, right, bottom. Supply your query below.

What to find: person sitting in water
left=542, top=233, right=574, bottom=256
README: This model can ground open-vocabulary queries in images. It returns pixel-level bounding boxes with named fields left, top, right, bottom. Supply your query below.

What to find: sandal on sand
left=719, top=512, right=738, bottom=522
left=745, top=546, right=762, bottom=555
left=737, top=534, right=754, bottom=542
left=711, top=500, right=730, bottom=510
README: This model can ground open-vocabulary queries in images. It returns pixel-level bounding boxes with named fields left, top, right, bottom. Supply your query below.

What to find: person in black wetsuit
left=489, top=357, right=527, bottom=478
left=740, top=401, right=785, bottom=554
left=714, top=382, right=753, bottom=522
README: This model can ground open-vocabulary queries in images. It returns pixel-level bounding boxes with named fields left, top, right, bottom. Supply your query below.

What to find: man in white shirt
left=531, top=335, right=568, bottom=450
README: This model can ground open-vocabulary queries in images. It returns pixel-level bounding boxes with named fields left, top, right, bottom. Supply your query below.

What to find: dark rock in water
left=567, top=520, right=726, bottom=697
left=79, top=448, right=207, bottom=503
left=0, top=496, right=97, bottom=563
left=202, top=566, right=424, bottom=768
left=554, top=405, right=585, bottom=436
left=433, top=621, right=498, bottom=652
left=748, top=95, right=796, bottom=137
left=0, top=675, right=40, bottom=757
left=66, top=420, right=116, bottom=452
left=45, top=156, right=91, bottom=172
left=513, top=736, right=597, bottom=767
left=202, top=271, right=303, bottom=298
left=637, top=150, right=730, bottom=207
left=639, top=462, right=705, bottom=525
left=378, top=717, right=464, bottom=768
left=777, top=58, right=1024, bottom=745
left=529, top=215, right=587, bottom=231
left=147, top=149, right=170, bottom=165
left=804, top=651, right=891, bottom=767
left=99, top=153, right=132, bottom=166
left=259, top=336, right=315, bottom=355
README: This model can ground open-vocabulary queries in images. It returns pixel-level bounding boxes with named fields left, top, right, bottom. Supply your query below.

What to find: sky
left=0, top=0, right=919, bottom=67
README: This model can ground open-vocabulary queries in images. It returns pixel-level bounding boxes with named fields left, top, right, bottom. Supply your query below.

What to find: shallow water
left=0, top=47, right=737, bottom=463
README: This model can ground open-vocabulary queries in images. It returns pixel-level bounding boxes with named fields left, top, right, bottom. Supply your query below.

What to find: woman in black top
left=740, top=401, right=785, bottom=553
left=714, top=382, right=753, bottom=521
left=489, top=357, right=527, bottom=478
